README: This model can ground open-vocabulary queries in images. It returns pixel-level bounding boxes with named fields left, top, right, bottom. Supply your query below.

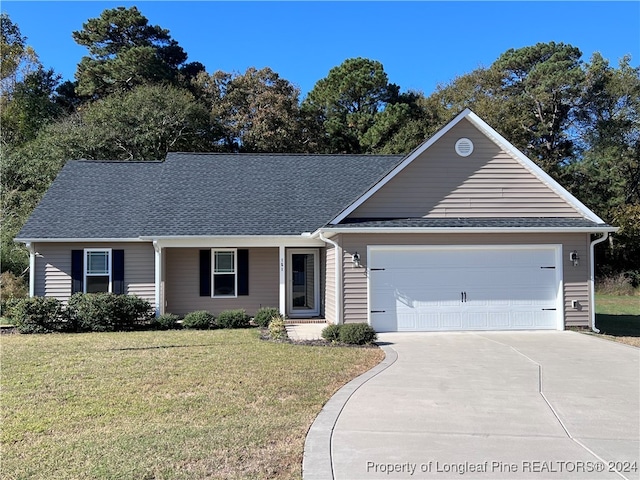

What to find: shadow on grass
left=596, top=314, right=640, bottom=337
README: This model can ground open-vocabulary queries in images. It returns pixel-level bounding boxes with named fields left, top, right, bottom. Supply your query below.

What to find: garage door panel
left=369, top=246, right=561, bottom=332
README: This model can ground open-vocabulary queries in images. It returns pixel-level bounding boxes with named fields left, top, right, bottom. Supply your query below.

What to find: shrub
left=13, top=297, right=66, bottom=334
left=321, top=324, right=342, bottom=342
left=151, top=313, right=181, bottom=330
left=0, top=272, right=28, bottom=319
left=596, top=272, right=640, bottom=296
left=182, top=310, right=215, bottom=329
left=67, top=293, right=153, bottom=332
left=268, top=314, right=288, bottom=341
left=253, top=307, right=280, bottom=327
left=338, top=323, right=377, bottom=345
left=1, top=297, right=22, bottom=324
left=216, top=309, right=250, bottom=329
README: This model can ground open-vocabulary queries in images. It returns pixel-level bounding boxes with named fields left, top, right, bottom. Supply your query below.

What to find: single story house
left=16, top=109, right=616, bottom=332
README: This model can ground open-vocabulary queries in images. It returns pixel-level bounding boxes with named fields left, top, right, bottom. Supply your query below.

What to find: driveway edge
left=302, top=344, right=398, bottom=480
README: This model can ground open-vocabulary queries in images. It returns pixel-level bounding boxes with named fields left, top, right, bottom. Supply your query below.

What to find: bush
left=268, top=314, right=288, bottom=340
left=151, top=313, right=181, bottom=330
left=0, top=271, right=28, bottom=319
left=216, top=309, right=250, bottom=329
left=321, top=324, right=342, bottom=342
left=338, top=323, right=377, bottom=345
left=182, top=310, right=215, bottom=329
left=67, top=293, right=153, bottom=332
left=13, top=297, right=66, bottom=334
left=253, top=307, right=280, bottom=327
left=596, top=272, right=640, bottom=296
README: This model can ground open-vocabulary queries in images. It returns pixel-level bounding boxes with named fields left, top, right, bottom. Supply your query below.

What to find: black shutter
left=112, top=250, right=125, bottom=294
left=238, top=249, right=249, bottom=296
left=71, top=250, right=84, bottom=294
left=200, top=250, right=211, bottom=296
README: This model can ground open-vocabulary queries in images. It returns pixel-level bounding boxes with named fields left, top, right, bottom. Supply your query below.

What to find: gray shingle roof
left=17, top=153, right=405, bottom=239
left=326, top=217, right=613, bottom=229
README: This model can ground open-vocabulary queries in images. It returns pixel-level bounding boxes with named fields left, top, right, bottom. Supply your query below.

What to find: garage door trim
left=366, top=244, right=564, bottom=331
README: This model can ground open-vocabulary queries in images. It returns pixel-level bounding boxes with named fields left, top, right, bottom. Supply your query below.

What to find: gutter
left=318, top=226, right=617, bottom=235
left=589, top=233, right=610, bottom=333
left=318, top=232, right=342, bottom=325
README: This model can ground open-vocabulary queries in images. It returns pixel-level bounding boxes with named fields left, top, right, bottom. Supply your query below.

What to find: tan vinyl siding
left=324, top=245, right=336, bottom=323
left=33, top=242, right=155, bottom=303
left=338, top=233, right=591, bottom=328
left=563, top=234, right=592, bottom=327
left=165, top=247, right=279, bottom=317
left=349, top=119, right=582, bottom=219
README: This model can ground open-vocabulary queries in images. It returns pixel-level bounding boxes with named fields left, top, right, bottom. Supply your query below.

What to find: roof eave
left=316, top=226, right=618, bottom=236
left=14, top=237, right=145, bottom=244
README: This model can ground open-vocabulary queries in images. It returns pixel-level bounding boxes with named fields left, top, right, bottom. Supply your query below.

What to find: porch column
left=26, top=242, right=35, bottom=298
left=279, top=245, right=286, bottom=316
left=153, top=241, right=162, bottom=317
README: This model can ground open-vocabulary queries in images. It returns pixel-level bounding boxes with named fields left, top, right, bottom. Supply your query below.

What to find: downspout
left=26, top=242, right=35, bottom=298
left=318, top=232, right=343, bottom=325
left=153, top=240, right=162, bottom=317
left=589, top=233, right=609, bottom=333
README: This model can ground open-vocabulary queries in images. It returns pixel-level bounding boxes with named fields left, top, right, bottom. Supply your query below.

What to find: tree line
left=1, top=7, right=638, bottom=286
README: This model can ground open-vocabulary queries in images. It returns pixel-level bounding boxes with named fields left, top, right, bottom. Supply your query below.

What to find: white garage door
left=369, top=245, right=562, bottom=332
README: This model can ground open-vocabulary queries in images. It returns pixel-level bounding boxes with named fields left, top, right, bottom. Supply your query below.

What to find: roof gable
left=331, top=109, right=604, bottom=224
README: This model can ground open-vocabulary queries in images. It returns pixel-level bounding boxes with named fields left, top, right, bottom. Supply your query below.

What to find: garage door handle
left=370, top=310, right=386, bottom=313
left=542, top=308, right=556, bottom=311
left=461, top=292, right=468, bottom=302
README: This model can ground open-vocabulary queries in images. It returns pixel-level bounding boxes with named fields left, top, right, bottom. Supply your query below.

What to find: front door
left=287, top=249, right=320, bottom=317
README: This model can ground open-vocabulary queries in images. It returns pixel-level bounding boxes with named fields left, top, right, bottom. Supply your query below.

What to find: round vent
left=455, top=138, right=474, bottom=157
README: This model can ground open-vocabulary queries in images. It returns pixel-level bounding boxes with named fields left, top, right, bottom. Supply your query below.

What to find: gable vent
left=455, top=138, right=474, bottom=157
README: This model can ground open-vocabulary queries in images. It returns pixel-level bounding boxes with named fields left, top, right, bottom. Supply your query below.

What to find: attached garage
left=368, top=245, right=563, bottom=332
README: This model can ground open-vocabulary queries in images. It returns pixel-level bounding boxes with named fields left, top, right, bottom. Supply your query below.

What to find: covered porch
left=148, top=237, right=327, bottom=319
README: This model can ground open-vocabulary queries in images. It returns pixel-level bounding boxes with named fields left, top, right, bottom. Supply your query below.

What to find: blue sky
left=3, top=1, right=639, bottom=98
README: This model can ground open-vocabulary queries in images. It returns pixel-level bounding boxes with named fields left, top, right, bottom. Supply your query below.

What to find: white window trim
left=84, top=248, right=112, bottom=294
left=211, top=248, right=237, bottom=298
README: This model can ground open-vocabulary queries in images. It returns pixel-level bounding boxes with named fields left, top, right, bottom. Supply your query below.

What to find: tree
left=1, top=67, right=64, bottom=147
left=490, top=42, right=585, bottom=175
left=0, top=13, right=39, bottom=96
left=359, top=91, right=436, bottom=154
left=302, top=57, right=398, bottom=153
left=569, top=54, right=640, bottom=274
left=77, top=83, right=216, bottom=160
left=72, top=6, right=200, bottom=98
left=199, top=67, right=303, bottom=152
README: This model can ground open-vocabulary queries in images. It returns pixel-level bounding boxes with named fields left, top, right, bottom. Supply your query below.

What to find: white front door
left=368, top=245, right=563, bottom=332
left=287, top=249, right=320, bottom=317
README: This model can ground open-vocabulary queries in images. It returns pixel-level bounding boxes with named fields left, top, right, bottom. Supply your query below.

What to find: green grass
left=0, top=329, right=384, bottom=479
left=594, top=294, right=640, bottom=346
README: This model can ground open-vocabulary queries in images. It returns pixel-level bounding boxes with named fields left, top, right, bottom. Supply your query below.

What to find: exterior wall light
left=569, top=250, right=580, bottom=267
left=352, top=252, right=361, bottom=268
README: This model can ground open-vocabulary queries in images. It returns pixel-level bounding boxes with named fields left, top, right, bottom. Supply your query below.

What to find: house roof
left=16, top=153, right=405, bottom=240
left=16, top=110, right=615, bottom=243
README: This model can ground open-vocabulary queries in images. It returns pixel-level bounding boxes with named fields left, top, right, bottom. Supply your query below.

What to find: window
left=199, top=249, right=248, bottom=297
left=213, top=249, right=236, bottom=297
left=85, top=249, right=111, bottom=293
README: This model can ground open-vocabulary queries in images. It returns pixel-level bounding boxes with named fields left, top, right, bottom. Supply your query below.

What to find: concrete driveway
left=304, top=331, right=639, bottom=479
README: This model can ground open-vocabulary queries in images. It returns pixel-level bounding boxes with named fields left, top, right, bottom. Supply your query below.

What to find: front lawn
left=1, top=329, right=384, bottom=479
left=595, top=294, right=640, bottom=347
